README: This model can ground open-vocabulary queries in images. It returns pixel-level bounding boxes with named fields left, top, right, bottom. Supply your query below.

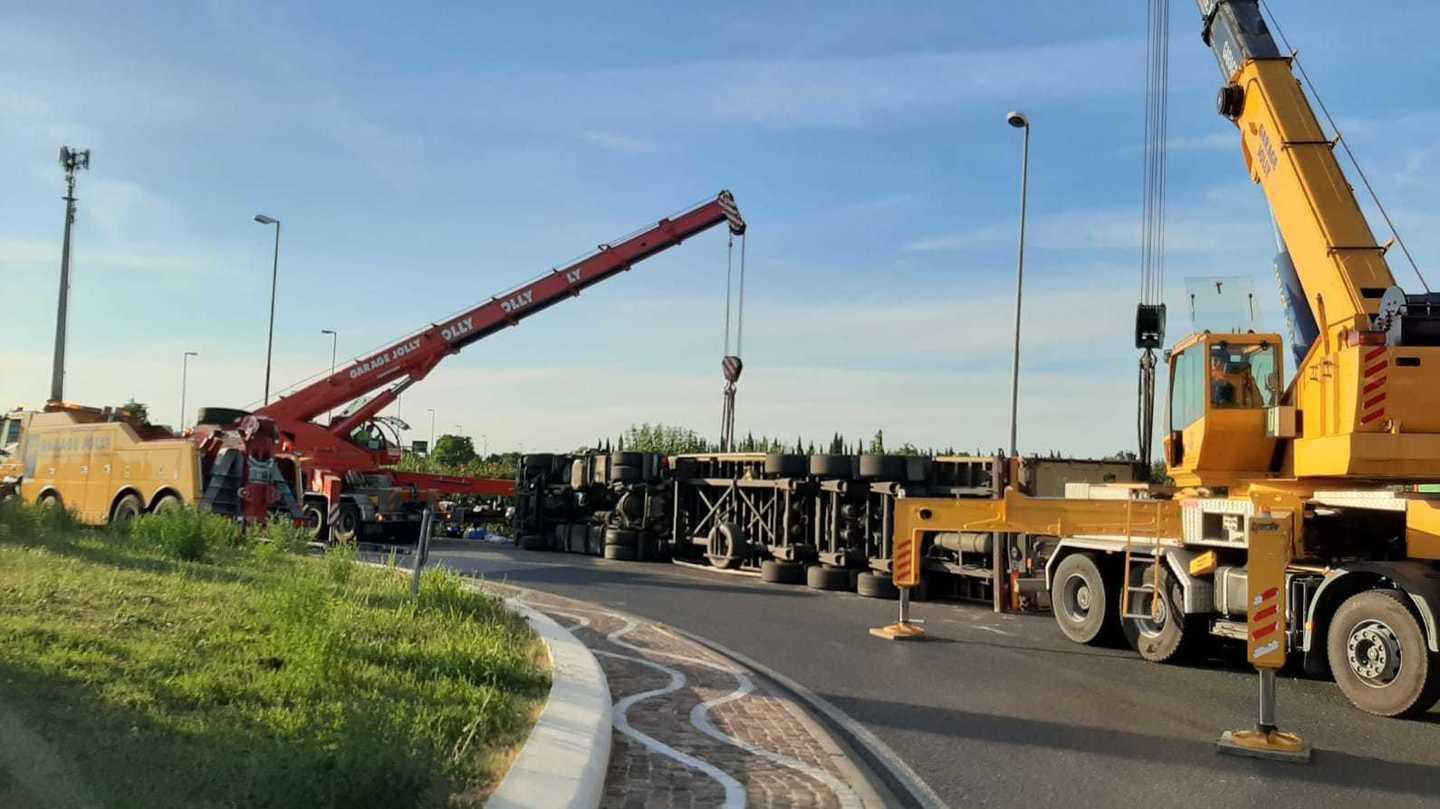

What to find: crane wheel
left=302, top=503, right=328, bottom=542
left=332, top=504, right=361, bottom=544
left=1327, top=589, right=1440, bottom=718
left=109, top=493, right=144, bottom=525
left=1052, top=553, right=1120, bottom=645
left=1120, top=564, right=1202, bottom=663
left=152, top=495, right=183, bottom=514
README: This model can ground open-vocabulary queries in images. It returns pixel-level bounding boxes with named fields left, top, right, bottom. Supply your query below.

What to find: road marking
left=972, top=625, right=1014, bottom=637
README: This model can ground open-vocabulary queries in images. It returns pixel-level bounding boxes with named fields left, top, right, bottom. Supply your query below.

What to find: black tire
left=604, top=528, right=639, bottom=548
left=604, top=543, right=638, bottom=561
left=610, top=465, right=641, bottom=484
left=611, top=451, right=643, bottom=467
left=856, top=571, right=899, bottom=599
left=1121, top=564, right=1202, bottom=663
left=672, top=457, right=698, bottom=481
left=904, top=456, right=932, bottom=483
left=764, top=454, right=807, bottom=478
left=808, top=454, right=852, bottom=478
left=857, top=454, right=906, bottom=480
left=110, top=493, right=144, bottom=524
left=301, top=502, right=328, bottom=541
left=520, top=534, right=548, bottom=551
left=37, top=492, right=62, bottom=509
left=806, top=565, right=850, bottom=591
left=152, top=494, right=183, bottom=514
left=332, top=503, right=361, bottom=544
left=1326, top=589, right=1440, bottom=718
left=522, top=453, right=555, bottom=469
left=760, top=559, right=805, bottom=584
left=1051, top=553, right=1119, bottom=645
left=706, top=521, right=748, bottom=569
left=195, top=407, right=250, bottom=426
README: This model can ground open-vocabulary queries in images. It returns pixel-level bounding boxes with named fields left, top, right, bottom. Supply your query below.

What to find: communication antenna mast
left=51, top=146, right=91, bottom=404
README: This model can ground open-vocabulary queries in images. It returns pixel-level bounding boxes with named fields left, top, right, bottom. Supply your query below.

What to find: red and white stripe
left=1360, top=346, right=1387, bottom=426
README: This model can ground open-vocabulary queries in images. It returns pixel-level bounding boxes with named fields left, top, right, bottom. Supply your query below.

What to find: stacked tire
left=603, top=527, right=639, bottom=561
left=610, top=452, right=645, bottom=484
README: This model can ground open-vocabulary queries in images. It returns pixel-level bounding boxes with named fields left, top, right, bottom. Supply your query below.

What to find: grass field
left=0, top=501, right=549, bottom=809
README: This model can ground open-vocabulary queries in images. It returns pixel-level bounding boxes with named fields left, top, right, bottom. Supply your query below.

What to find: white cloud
left=903, top=205, right=1271, bottom=255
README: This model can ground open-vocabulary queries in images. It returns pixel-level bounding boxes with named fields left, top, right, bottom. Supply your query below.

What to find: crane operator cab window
left=351, top=423, right=387, bottom=452
left=1208, top=342, right=1279, bottom=409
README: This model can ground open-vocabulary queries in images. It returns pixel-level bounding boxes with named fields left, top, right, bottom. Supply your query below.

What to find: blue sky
left=4, top=1, right=1439, bottom=456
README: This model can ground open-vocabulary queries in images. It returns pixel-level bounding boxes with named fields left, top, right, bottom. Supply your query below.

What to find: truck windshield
left=1209, top=342, right=1279, bottom=409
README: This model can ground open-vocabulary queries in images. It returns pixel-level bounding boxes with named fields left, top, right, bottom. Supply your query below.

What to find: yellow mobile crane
left=892, top=0, right=1440, bottom=720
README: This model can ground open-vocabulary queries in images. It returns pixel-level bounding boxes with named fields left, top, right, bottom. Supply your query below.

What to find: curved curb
left=486, top=599, right=612, bottom=809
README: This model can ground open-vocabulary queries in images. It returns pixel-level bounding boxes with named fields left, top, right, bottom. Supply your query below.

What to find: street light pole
left=1005, top=111, right=1030, bottom=459
left=179, top=351, right=198, bottom=432
left=427, top=408, right=436, bottom=451
left=254, top=214, right=281, bottom=404
left=321, top=329, right=337, bottom=425
left=50, top=146, right=90, bottom=404
left=999, top=111, right=1031, bottom=615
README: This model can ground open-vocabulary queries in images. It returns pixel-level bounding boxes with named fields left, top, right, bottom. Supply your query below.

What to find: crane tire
left=332, top=504, right=361, bottom=544
left=110, top=493, right=144, bottom=524
left=1327, top=589, right=1440, bottom=717
left=1052, top=552, right=1120, bottom=645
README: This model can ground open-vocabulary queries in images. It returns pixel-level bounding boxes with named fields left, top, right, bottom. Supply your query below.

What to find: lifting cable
left=719, top=232, right=748, bottom=451
left=1135, top=0, right=1170, bottom=471
left=1258, top=0, right=1430, bottom=293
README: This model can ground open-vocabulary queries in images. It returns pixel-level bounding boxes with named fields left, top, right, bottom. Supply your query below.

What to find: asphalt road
left=422, top=540, right=1440, bottom=808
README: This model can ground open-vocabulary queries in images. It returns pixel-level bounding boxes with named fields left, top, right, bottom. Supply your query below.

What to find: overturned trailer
left=516, top=449, right=1140, bottom=602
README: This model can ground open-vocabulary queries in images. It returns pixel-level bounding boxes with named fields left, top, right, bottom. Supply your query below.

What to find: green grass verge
left=0, top=501, right=549, bottom=809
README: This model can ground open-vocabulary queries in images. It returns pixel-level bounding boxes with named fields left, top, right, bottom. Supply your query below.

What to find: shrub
left=130, top=507, right=230, bottom=561
left=325, top=541, right=357, bottom=587
left=264, top=515, right=312, bottom=554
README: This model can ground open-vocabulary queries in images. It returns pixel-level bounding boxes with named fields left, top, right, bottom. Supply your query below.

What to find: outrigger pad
left=1216, top=729, right=1312, bottom=764
left=869, top=623, right=926, bottom=642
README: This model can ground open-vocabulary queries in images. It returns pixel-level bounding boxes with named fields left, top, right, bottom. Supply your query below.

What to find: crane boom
left=256, top=191, right=744, bottom=474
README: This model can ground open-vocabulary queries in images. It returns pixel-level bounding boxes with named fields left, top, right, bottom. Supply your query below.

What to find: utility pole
left=321, top=329, right=338, bottom=426
left=50, top=146, right=90, bottom=404
left=179, top=351, right=198, bottom=432
left=254, top=214, right=281, bottom=404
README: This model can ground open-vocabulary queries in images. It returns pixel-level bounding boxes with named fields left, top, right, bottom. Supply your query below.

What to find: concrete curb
left=486, top=598, right=612, bottom=809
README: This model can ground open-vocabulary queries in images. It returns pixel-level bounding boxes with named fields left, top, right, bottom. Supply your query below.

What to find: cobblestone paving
left=475, top=581, right=881, bottom=809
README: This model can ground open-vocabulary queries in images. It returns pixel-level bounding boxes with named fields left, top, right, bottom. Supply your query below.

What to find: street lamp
left=427, top=408, right=436, bottom=451
left=179, top=351, right=198, bottom=432
left=50, top=146, right=91, bottom=403
left=254, top=214, right=281, bottom=404
left=320, top=329, right=338, bottom=425
left=480, top=433, right=488, bottom=457
left=1004, top=111, right=1030, bottom=458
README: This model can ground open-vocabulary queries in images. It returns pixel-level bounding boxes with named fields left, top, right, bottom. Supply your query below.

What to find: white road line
left=592, top=649, right=747, bottom=809
left=972, top=625, right=1014, bottom=637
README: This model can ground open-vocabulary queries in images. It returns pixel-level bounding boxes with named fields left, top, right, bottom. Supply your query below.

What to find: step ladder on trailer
left=1120, top=499, right=1164, bottom=622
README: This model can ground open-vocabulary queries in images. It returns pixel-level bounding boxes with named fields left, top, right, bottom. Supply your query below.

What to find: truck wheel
left=856, top=571, right=898, bottom=599
left=806, top=565, right=850, bottom=591
left=152, top=495, right=182, bottom=514
left=37, top=492, right=62, bottom=509
left=1327, top=589, right=1440, bottom=718
left=332, top=504, right=361, bottom=544
left=603, top=543, right=638, bottom=561
left=1052, top=553, right=1119, bottom=645
left=611, top=451, right=643, bottom=467
left=110, top=493, right=144, bottom=524
left=1121, top=564, right=1199, bottom=663
left=857, top=454, right=905, bottom=480
left=604, top=528, right=639, bottom=547
left=760, top=559, right=804, bottom=584
left=610, top=465, right=641, bottom=484
left=520, top=535, right=548, bottom=551
left=302, top=502, right=328, bottom=541
left=763, top=454, right=807, bottom=477
left=808, top=454, right=852, bottom=478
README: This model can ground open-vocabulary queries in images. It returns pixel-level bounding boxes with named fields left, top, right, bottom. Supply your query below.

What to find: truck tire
left=522, top=453, right=555, bottom=469
left=856, top=454, right=905, bottom=480
left=1326, top=589, right=1440, bottom=717
left=195, top=407, right=250, bottom=426
left=806, top=565, right=850, bottom=591
left=808, top=454, right=852, bottom=478
left=764, top=454, right=807, bottom=477
left=904, top=456, right=932, bottom=483
left=332, top=504, right=361, bottom=544
left=520, top=534, right=548, bottom=551
left=604, top=528, right=639, bottom=548
left=152, top=494, right=183, bottom=514
left=611, top=451, right=643, bottom=467
left=706, top=522, right=748, bottom=570
left=110, top=493, right=144, bottom=524
left=760, top=559, right=804, bottom=584
left=1052, top=552, right=1119, bottom=645
left=610, top=465, right=641, bottom=484
left=604, top=543, right=638, bottom=561
left=856, top=571, right=898, bottom=599
left=302, top=502, right=328, bottom=541
left=37, top=492, right=62, bottom=509
left=1121, top=564, right=1201, bottom=663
